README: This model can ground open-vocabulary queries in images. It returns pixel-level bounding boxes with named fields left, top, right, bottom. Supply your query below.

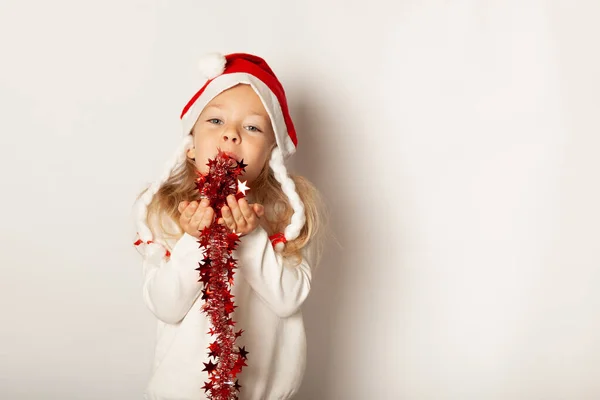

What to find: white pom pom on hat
left=133, top=52, right=305, bottom=257
left=197, top=52, right=227, bottom=80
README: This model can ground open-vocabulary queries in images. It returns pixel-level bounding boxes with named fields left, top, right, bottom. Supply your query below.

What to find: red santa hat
left=133, top=52, right=306, bottom=256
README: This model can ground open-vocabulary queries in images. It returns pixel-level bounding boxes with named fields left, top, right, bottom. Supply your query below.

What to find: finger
left=198, top=198, right=210, bottom=209
left=190, top=203, right=207, bottom=227
left=193, top=199, right=210, bottom=216
left=227, top=195, right=247, bottom=227
left=183, top=201, right=198, bottom=222
left=239, top=198, right=255, bottom=220
left=239, top=198, right=257, bottom=227
left=202, top=207, right=214, bottom=228
left=178, top=201, right=188, bottom=213
left=221, top=205, right=236, bottom=231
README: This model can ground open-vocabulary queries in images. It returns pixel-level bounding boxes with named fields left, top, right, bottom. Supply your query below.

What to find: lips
left=221, top=151, right=240, bottom=162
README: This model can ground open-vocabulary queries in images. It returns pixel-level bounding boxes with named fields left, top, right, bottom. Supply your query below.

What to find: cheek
left=192, top=135, right=215, bottom=159
left=247, top=155, right=269, bottom=179
left=261, top=146, right=273, bottom=165
left=194, top=131, right=211, bottom=146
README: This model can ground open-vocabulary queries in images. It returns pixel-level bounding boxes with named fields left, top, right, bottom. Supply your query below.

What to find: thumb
left=253, top=203, right=265, bottom=217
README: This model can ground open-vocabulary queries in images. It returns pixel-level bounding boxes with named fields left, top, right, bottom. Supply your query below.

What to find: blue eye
left=208, top=118, right=222, bottom=124
left=246, top=125, right=261, bottom=132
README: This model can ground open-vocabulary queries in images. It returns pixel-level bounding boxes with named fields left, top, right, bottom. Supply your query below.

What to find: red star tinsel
left=195, top=148, right=250, bottom=399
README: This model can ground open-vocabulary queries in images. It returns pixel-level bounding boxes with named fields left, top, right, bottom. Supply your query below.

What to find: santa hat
left=133, top=52, right=306, bottom=257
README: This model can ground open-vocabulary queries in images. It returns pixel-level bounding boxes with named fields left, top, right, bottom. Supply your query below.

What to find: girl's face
left=187, top=84, right=276, bottom=186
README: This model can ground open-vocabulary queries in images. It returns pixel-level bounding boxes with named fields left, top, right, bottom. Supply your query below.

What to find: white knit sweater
left=140, top=222, right=317, bottom=400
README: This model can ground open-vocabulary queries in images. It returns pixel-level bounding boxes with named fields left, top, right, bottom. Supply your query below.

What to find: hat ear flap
left=133, top=135, right=194, bottom=257
left=268, top=147, right=306, bottom=251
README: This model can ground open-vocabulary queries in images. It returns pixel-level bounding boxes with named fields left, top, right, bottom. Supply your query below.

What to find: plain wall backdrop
left=1, top=0, right=599, bottom=399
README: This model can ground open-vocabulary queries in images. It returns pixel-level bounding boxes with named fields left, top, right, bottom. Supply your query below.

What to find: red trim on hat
left=180, top=53, right=297, bottom=148
left=180, top=78, right=212, bottom=120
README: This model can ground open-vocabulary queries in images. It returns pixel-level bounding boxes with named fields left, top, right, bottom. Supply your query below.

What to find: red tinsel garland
left=195, top=149, right=250, bottom=399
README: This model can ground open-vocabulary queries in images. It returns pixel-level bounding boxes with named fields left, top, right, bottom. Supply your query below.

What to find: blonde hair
left=135, top=139, right=329, bottom=267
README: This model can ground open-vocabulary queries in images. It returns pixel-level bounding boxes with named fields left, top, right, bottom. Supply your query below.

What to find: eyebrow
left=204, top=104, right=268, bottom=118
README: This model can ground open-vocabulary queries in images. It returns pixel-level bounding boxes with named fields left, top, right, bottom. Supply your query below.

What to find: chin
left=195, top=162, right=210, bottom=174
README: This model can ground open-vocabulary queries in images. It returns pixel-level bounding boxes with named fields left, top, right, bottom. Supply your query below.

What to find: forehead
left=205, top=84, right=265, bottom=110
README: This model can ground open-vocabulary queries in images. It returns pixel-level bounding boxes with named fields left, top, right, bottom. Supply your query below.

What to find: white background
left=1, top=0, right=599, bottom=399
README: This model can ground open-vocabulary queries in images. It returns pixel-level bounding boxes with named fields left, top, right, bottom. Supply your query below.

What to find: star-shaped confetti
left=237, top=179, right=249, bottom=196
left=202, top=381, right=213, bottom=393
left=238, top=346, right=249, bottom=359
left=202, top=360, right=218, bottom=374
left=234, top=380, right=242, bottom=391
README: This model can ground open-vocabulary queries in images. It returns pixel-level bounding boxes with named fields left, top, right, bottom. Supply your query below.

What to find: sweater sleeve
left=233, top=225, right=317, bottom=318
left=142, top=233, right=205, bottom=324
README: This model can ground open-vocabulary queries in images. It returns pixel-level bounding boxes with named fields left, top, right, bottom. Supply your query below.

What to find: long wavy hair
left=135, top=139, right=329, bottom=267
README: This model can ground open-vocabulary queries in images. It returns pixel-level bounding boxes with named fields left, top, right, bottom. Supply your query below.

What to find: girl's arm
left=234, top=225, right=317, bottom=318
left=141, top=233, right=204, bottom=324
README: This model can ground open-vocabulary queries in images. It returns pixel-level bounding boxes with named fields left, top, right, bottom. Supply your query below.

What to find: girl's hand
left=218, top=195, right=265, bottom=236
left=178, top=199, right=215, bottom=238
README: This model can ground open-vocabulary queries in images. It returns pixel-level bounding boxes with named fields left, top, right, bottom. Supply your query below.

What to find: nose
left=222, top=126, right=240, bottom=144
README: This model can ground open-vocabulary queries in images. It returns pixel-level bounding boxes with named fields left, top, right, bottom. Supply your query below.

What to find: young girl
left=132, top=52, right=326, bottom=400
